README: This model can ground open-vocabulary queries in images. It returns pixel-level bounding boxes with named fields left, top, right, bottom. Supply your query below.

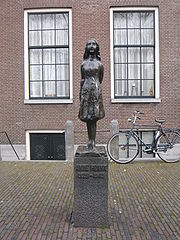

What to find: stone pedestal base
left=74, top=146, right=108, bottom=227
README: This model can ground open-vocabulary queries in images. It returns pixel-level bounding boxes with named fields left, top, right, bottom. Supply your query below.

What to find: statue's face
left=86, top=40, right=98, bottom=55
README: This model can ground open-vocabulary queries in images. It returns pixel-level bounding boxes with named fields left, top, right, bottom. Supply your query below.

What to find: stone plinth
left=74, top=146, right=108, bottom=227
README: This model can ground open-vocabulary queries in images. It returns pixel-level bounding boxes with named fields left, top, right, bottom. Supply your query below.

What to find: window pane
left=115, top=80, right=127, bottom=97
left=29, top=15, right=41, bottom=30
left=30, top=49, right=42, bottom=64
left=113, top=10, right=156, bottom=99
left=42, top=14, right=55, bottom=29
left=56, top=65, right=69, bottom=80
left=43, top=49, right=55, bottom=64
left=128, top=48, right=140, bottom=63
left=142, top=64, right=154, bottom=79
left=128, top=64, right=140, bottom=79
left=114, top=30, right=127, bottom=45
left=142, top=80, right=154, bottom=96
left=42, top=30, right=55, bottom=46
left=114, top=48, right=127, bottom=63
left=141, top=29, right=154, bottom=45
left=115, top=64, right=127, bottom=79
left=56, top=13, right=68, bottom=29
left=30, top=82, right=42, bottom=97
left=44, top=81, right=56, bottom=97
left=28, top=12, right=70, bottom=99
left=128, top=29, right=140, bottom=45
left=30, top=65, right=42, bottom=81
left=114, top=13, right=126, bottom=28
left=142, top=131, right=153, bottom=143
left=56, top=30, right=68, bottom=45
left=43, top=65, right=55, bottom=80
left=141, top=12, right=154, bottom=28
left=127, top=13, right=140, bottom=28
left=29, top=31, right=41, bottom=46
left=142, top=131, right=154, bottom=158
left=128, top=80, right=141, bottom=96
left=56, top=48, right=69, bottom=64
left=57, top=81, right=69, bottom=97
left=141, top=47, right=154, bottom=62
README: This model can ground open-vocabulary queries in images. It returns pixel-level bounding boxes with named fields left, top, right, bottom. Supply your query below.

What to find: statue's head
left=83, top=39, right=101, bottom=61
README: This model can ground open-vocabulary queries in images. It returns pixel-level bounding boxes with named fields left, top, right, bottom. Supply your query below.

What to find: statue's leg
left=87, top=121, right=96, bottom=150
left=87, top=121, right=91, bottom=149
left=87, top=121, right=93, bottom=150
left=91, top=121, right=97, bottom=148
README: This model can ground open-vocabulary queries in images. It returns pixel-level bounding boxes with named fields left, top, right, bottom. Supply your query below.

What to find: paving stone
left=0, top=161, right=179, bottom=239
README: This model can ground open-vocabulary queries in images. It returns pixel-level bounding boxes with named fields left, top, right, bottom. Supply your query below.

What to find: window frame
left=110, top=7, right=160, bottom=103
left=135, top=129, right=155, bottom=158
left=120, top=128, right=156, bottom=159
left=24, top=8, right=73, bottom=104
left=26, top=130, right=65, bottom=160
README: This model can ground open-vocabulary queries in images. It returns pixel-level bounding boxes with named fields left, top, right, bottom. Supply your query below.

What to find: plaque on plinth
left=73, top=146, right=108, bottom=227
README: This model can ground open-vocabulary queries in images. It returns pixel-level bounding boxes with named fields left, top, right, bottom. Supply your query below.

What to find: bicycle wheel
left=156, top=131, right=180, bottom=163
left=107, top=131, right=139, bottom=164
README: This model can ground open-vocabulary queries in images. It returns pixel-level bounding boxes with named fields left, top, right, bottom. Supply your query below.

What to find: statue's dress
left=78, top=58, right=105, bottom=122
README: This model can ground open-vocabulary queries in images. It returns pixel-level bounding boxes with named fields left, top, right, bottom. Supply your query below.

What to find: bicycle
left=107, top=111, right=180, bottom=164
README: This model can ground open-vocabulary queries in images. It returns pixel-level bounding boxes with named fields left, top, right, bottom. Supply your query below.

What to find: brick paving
left=0, top=161, right=179, bottom=240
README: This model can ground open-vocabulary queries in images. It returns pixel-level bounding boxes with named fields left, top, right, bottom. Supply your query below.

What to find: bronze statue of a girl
left=78, top=39, right=105, bottom=150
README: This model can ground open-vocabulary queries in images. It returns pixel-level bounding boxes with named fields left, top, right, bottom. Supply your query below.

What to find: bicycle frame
left=125, top=112, right=168, bottom=153
left=127, top=124, right=155, bottom=151
left=107, top=110, right=180, bottom=163
left=155, top=130, right=175, bottom=152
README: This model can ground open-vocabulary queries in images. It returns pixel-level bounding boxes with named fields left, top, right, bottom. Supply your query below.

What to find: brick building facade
left=0, top=0, right=180, bottom=160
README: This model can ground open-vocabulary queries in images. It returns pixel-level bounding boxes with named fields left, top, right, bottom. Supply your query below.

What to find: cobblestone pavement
left=0, top=161, right=179, bottom=240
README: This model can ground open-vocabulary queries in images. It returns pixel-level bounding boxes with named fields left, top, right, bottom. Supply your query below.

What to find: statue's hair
left=83, top=39, right=101, bottom=61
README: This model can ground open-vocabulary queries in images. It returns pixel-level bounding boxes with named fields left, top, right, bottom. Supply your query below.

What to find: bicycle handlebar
left=132, top=111, right=144, bottom=118
left=137, top=116, right=142, bottom=120
left=130, top=110, right=144, bottom=123
left=127, top=111, right=145, bottom=124
left=135, top=110, right=144, bottom=115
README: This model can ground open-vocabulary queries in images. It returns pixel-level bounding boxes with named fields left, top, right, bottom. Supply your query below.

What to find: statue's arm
left=81, top=64, right=85, bottom=87
left=80, top=64, right=85, bottom=100
left=99, top=63, right=104, bottom=84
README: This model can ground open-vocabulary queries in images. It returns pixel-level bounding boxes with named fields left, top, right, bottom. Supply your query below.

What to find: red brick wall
left=0, top=0, right=180, bottom=145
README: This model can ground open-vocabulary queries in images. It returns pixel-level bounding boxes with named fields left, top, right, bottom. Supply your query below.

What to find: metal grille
left=30, top=133, right=65, bottom=160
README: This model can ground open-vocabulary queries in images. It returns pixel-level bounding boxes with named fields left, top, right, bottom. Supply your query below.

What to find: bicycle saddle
left=155, top=119, right=165, bottom=124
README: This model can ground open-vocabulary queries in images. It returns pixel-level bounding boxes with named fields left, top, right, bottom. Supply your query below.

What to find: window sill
left=24, top=99, right=73, bottom=104
left=111, top=98, right=161, bottom=103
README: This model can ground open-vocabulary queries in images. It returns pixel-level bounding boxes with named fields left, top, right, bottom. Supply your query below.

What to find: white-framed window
left=24, top=9, right=73, bottom=104
left=110, top=7, right=160, bottom=103
left=26, top=130, right=65, bottom=160
left=136, top=130, right=155, bottom=158
left=119, top=129, right=155, bottom=158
